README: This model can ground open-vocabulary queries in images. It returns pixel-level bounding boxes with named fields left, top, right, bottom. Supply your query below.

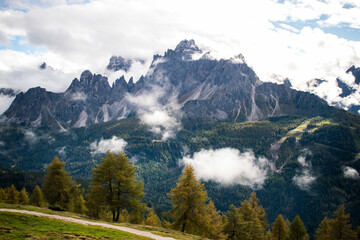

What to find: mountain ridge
left=2, top=39, right=337, bottom=130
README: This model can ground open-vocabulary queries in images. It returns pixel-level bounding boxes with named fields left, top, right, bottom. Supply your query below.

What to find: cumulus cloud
left=24, top=129, right=38, bottom=144
left=0, top=0, right=359, bottom=108
left=57, top=146, right=66, bottom=158
left=126, top=76, right=181, bottom=140
left=141, top=110, right=180, bottom=140
left=293, top=155, right=316, bottom=191
left=90, top=136, right=127, bottom=155
left=69, top=92, right=86, bottom=101
left=181, top=148, right=272, bottom=188
left=0, top=94, right=15, bottom=114
left=103, top=59, right=151, bottom=85
left=343, top=166, right=360, bottom=179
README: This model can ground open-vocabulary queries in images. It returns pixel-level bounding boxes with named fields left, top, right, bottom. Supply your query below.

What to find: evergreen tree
left=19, top=187, right=29, bottom=205
left=272, top=214, right=289, bottom=240
left=289, top=215, right=307, bottom=240
left=43, top=156, right=72, bottom=209
left=67, top=184, right=87, bottom=214
left=205, top=200, right=227, bottom=240
left=168, top=164, right=209, bottom=235
left=329, top=204, right=356, bottom=240
left=315, top=217, right=332, bottom=240
left=0, top=188, right=6, bottom=202
left=30, top=185, right=46, bottom=207
left=145, top=209, right=161, bottom=226
left=74, top=195, right=87, bottom=214
left=238, top=200, right=265, bottom=240
left=250, top=192, right=269, bottom=230
left=87, top=152, right=144, bottom=222
left=223, top=204, right=242, bottom=240
left=223, top=193, right=267, bottom=240
left=85, top=183, right=104, bottom=219
left=6, top=184, right=19, bottom=204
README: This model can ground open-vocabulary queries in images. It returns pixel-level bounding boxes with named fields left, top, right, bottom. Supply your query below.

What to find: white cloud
left=293, top=169, right=316, bottom=191
left=0, top=31, right=9, bottom=45
left=24, top=129, right=38, bottom=144
left=343, top=166, right=360, bottom=179
left=57, top=146, right=66, bottom=158
left=126, top=77, right=181, bottom=140
left=90, top=136, right=127, bottom=155
left=69, top=92, right=86, bottom=101
left=0, top=94, right=15, bottom=114
left=293, top=154, right=316, bottom=191
left=0, top=0, right=358, bottom=107
left=181, top=148, right=271, bottom=188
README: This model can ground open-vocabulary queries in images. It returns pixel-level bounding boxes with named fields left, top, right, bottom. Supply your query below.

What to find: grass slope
left=0, top=204, right=209, bottom=240
left=0, top=212, right=151, bottom=240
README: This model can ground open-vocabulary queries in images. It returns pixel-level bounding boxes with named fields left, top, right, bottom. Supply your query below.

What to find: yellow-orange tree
left=87, top=152, right=144, bottom=222
left=168, top=164, right=225, bottom=239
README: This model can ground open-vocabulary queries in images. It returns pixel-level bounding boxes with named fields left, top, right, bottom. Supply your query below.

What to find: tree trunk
left=181, top=222, right=186, bottom=233
left=115, top=208, right=120, bottom=222
left=181, top=213, right=187, bottom=232
left=112, top=210, right=116, bottom=222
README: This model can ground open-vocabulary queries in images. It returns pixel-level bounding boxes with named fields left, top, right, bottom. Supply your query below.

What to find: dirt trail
left=0, top=209, right=175, bottom=240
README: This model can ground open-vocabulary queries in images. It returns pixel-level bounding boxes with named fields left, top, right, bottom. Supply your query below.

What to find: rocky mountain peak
left=107, top=56, right=132, bottom=72
left=346, top=65, right=360, bottom=85
left=165, top=39, right=203, bottom=61
left=175, top=39, right=201, bottom=53
left=79, top=70, right=94, bottom=84
left=67, top=70, right=111, bottom=96
left=0, top=88, right=18, bottom=97
left=112, top=76, right=127, bottom=89
left=107, top=56, right=146, bottom=72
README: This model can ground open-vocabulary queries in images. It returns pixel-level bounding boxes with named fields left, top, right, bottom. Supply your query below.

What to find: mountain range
left=1, top=40, right=360, bottom=236
left=3, top=39, right=334, bottom=130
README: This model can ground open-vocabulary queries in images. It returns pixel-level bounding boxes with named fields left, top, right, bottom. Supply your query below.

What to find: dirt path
left=269, top=119, right=311, bottom=161
left=0, top=209, right=176, bottom=240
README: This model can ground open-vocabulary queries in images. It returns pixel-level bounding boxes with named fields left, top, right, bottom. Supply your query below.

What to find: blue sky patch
left=0, top=35, right=46, bottom=54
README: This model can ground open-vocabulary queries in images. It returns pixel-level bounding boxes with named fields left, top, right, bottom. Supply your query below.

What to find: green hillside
left=1, top=109, right=360, bottom=236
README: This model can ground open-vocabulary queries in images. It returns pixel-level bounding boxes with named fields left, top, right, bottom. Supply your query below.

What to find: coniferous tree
left=145, top=209, right=161, bottom=226
left=250, top=192, right=269, bottom=230
left=238, top=200, right=265, bottom=240
left=0, top=188, right=6, bottom=202
left=223, top=193, right=267, bottom=240
left=87, top=152, right=144, bottom=222
left=289, top=215, right=307, bottom=240
left=205, top=200, right=227, bottom=240
left=67, top=184, right=87, bottom=214
left=329, top=204, right=356, bottom=240
left=30, top=185, right=46, bottom=207
left=6, top=184, right=19, bottom=204
left=43, top=156, right=85, bottom=212
left=19, top=187, right=29, bottom=205
left=168, top=164, right=209, bottom=234
left=168, top=164, right=222, bottom=238
left=272, top=214, right=289, bottom=240
left=74, top=195, right=87, bottom=214
left=223, top=204, right=242, bottom=240
left=315, top=217, right=332, bottom=240
left=43, top=156, right=72, bottom=209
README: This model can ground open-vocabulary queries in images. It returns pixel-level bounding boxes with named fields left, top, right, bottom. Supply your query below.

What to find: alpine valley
left=1, top=40, right=360, bottom=236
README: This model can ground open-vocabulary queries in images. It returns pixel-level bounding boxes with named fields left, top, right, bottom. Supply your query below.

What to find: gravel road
left=0, top=208, right=176, bottom=240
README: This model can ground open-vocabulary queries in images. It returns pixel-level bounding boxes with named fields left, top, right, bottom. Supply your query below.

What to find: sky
left=0, top=0, right=360, bottom=113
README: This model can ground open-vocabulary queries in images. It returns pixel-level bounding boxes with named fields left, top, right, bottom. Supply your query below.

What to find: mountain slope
left=3, top=39, right=336, bottom=129
left=1, top=40, right=360, bottom=237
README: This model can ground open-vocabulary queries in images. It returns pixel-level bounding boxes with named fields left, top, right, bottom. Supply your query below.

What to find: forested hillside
left=1, top=107, right=360, bottom=236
